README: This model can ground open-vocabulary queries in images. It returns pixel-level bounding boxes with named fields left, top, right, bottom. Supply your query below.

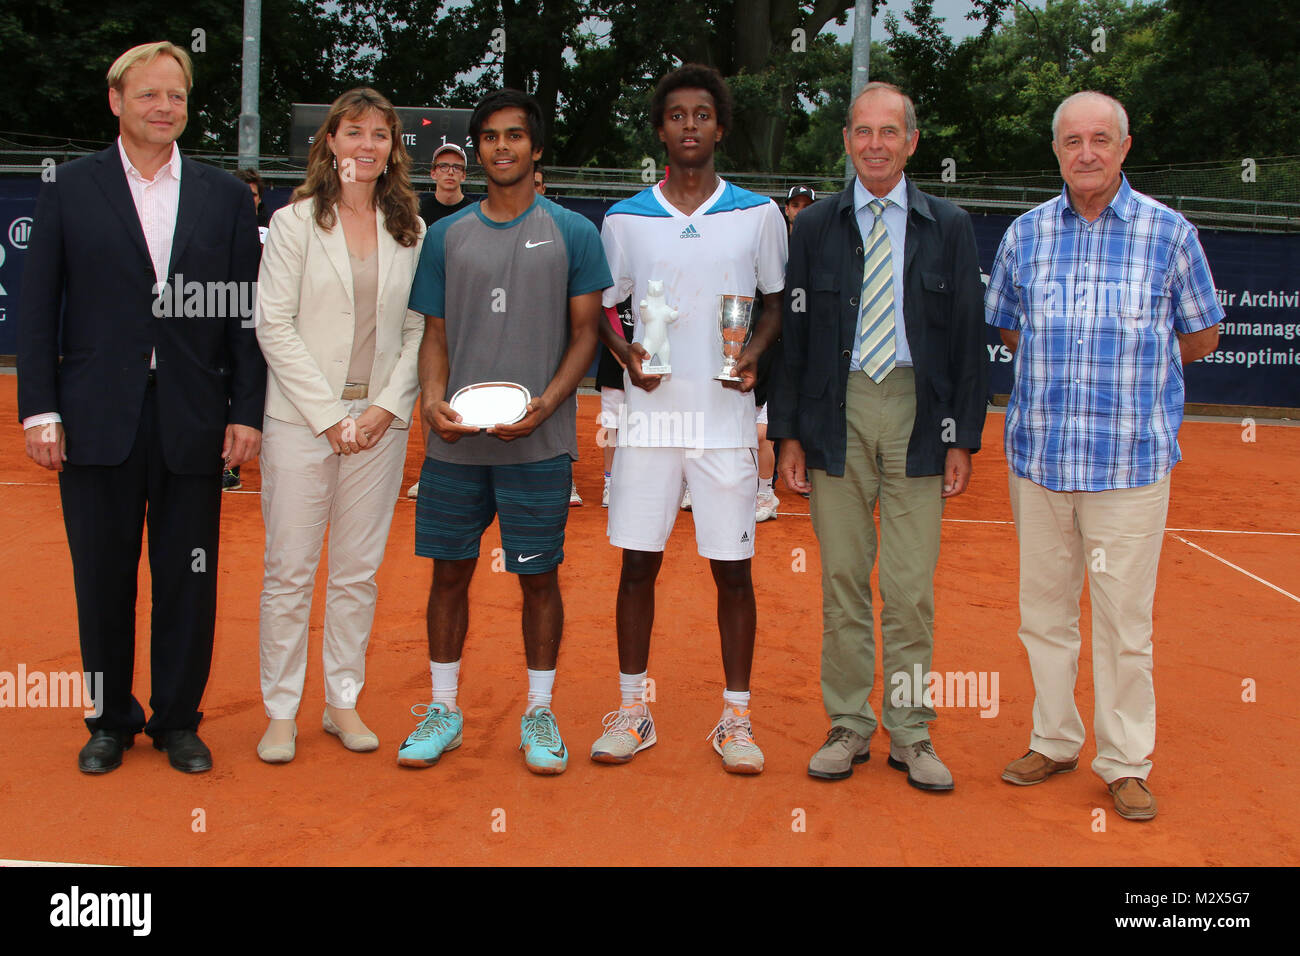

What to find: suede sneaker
left=808, top=725, right=871, bottom=780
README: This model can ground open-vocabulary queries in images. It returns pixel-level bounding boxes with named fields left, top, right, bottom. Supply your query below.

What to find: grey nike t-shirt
left=409, top=195, right=612, bottom=465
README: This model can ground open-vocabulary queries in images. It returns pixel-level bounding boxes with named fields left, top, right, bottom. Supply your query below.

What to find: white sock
left=431, top=660, right=460, bottom=710
left=619, top=671, right=648, bottom=707
left=723, top=689, right=751, bottom=713
left=526, top=668, right=556, bottom=711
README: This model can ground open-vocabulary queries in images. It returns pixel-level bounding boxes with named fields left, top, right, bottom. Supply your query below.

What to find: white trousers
left=1008, top=472, right=1171, bottom=783
left=258, top=401, right=408, bottom=719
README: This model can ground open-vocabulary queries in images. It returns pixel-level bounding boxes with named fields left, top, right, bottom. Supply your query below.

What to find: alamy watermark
left=1026, top=274, right=1163, bottom=324
left=890, top=664, right=1000, bottom=718
left=598, top=404, right=707, bottom=456
left=0, top=666, right=103, bottom=717
left=152, top=274, right=256, bottom=326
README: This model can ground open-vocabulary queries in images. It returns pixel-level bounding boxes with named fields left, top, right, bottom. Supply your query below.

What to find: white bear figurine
left=638, top=279, right=679, bottom=372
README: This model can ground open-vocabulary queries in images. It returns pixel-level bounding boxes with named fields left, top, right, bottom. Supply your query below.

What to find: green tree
left=0, top=0, right=349, bottom=156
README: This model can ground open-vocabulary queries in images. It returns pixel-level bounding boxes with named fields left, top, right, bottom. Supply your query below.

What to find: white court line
left=1166, top=527, right=1300, bottom=536
left=1169, top=533, right=1300, bottom=605
left=0, top=858, right=117, bottom=867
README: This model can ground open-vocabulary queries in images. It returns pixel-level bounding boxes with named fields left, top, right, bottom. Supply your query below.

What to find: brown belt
left=341, top=383, right=368, bottom=400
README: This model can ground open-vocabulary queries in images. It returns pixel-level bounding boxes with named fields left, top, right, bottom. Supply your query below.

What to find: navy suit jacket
left=768, top=179, right=988, bottom=477
left=17, top=145, right=266, bottom=474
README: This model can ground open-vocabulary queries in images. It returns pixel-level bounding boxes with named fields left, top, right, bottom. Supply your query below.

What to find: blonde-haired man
left=106, top=40, right=194, bottom=91
left=17, top=41, right=265, bottom=774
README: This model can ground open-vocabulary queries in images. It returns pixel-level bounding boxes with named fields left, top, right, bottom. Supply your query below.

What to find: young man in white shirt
left=591, top=64, right=787, bottom=774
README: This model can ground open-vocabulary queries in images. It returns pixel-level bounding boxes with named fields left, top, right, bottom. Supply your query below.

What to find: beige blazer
left=255, top=198, right=426, bottom=435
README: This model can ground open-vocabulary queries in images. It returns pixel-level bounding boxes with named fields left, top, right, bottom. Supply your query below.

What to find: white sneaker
left=755, top=492, right=780, bottom=523
left=570, top=482, right=583, bottom=507
left=406, top=481, right=420, bottom=499
left=590, top=703, right=657, bottom=763
left=601, top=476, right=611, bottom=508
left=709, top=707, right=763, bottom=774
left=680, top=487, right=692, bottom=511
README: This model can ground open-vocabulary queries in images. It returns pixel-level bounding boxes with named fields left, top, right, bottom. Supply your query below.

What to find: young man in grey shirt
left=400, top=89, right=612, bottom=775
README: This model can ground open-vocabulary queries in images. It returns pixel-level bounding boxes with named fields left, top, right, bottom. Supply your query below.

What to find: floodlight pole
left=238, top=0, right=262, bottom=169
left=846, top=0, right=872, bottom=183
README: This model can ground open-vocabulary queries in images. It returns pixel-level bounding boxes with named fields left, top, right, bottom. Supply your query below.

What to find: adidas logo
left=679, top=224, right=701, bottom=239
left=740, top=531, right=750, bottom=543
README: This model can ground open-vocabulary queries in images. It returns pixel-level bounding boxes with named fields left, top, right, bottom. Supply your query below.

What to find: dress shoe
left=807, top=725, right=871, bottom=780
left=153, top=729, right=213, bottom=773
left=257, top=720, right=297, bottom=764
left=888, top=739, right=954, bottom=791
left=1109, top=777, right=1157, bottom=821
left=1001, top=749, right=1079, bottom=786
left=323, top=708, right=379, bottom=752
left=78, top=729, right=133, bottom=774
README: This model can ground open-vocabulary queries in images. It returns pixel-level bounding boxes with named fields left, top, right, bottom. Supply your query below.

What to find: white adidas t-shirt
left=600, top=179, right=787, bottom=449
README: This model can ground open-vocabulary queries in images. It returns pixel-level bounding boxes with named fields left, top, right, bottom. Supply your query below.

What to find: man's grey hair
left=846, top=82, right=918, bottom=138
left=1052, top=91, right=1129, bottom=142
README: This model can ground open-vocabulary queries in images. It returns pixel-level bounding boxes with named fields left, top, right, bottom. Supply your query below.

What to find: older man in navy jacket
left=17, top=41, right=265, bottom=774
left=769, top=82, right=986, bottom=789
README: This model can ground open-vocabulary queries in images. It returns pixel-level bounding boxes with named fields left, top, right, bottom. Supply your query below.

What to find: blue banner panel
left=1182, top=230, right=1300, bottom=407
left=0, top=179, right=38, bottom=355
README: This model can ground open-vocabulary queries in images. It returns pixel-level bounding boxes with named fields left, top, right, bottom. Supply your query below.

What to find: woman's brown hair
left=293, top=88, right=421, bottom=247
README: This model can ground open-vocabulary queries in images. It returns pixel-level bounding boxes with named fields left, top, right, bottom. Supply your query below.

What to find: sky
left=832, top=0, right=1047, bottom=43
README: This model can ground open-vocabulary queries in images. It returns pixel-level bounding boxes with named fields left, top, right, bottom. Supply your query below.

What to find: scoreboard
left=291, top=104, right=475, bottom=166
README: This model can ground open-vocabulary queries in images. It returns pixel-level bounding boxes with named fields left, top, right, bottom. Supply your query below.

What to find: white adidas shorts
left=607, top=446, right=758, bottom=560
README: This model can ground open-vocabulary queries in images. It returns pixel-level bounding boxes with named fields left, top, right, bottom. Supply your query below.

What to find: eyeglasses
left=433, top=162, right=466, bottom=173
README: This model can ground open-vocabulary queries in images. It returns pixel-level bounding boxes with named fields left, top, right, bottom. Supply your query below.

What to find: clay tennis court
left=1, top=374, right=1296, bottom=866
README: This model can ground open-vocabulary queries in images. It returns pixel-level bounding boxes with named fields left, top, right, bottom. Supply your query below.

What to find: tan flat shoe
left=258, top=720, right=297, bottom=764
left=323, top=708, right=379, bottom=752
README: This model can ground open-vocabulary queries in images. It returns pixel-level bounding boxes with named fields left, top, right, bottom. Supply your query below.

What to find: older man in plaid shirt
left=985, top=92, right=1223, bottom=821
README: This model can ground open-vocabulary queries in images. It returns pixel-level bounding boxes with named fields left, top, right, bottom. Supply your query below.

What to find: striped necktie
left=857, top=198, right=896, bottom=383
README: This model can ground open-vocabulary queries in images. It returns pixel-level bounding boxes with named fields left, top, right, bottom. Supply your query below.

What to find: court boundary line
left=1168, top=533, right=1300, bottom=605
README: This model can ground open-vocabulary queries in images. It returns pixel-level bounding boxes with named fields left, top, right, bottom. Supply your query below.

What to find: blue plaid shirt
left=985, top=176, right=1224, bottom=491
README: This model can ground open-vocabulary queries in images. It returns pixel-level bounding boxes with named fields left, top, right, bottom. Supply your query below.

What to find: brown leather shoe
left=1109, top=777, right=1157, bottom=820
left=1001, top=749, right=1079, bottom=786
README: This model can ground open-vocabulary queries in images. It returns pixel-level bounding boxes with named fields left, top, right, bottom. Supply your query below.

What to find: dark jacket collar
left=834, top=175, right=936, bottom=222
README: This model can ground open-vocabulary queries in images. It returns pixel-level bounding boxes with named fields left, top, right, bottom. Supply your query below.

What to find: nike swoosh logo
left=518, top=553, right=544, bottom=562
left=524, top=239, right=553, bottom=248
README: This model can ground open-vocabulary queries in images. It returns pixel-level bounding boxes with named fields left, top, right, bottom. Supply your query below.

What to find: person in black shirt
left=418, top=142, right=474, bottom=224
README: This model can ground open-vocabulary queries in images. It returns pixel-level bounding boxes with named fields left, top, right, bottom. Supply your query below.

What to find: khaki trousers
left=809, top=369, right=943, bottom=744
left=258, top=401, right=407, bottom=719
left=1007, top=472, right=1170, bottom=782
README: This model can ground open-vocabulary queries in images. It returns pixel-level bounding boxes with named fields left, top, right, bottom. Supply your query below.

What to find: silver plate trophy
left=714, top=294, right=755, bottom=382
left=448, top=382, right=531, bottom=427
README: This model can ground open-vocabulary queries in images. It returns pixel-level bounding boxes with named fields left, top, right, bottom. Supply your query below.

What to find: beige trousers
left=1008, top=471, right=1171, bottom=782
left=258, top=401, right=407, bottom=719
left=809, top=369, right=944, bottom=745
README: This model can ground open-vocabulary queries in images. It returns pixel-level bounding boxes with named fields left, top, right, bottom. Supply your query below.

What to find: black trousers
left=58, top=382, right=223, bottom=739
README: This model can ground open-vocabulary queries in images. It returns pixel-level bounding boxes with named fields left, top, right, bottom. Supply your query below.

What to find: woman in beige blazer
left=254, top=88, right=425, bottom=762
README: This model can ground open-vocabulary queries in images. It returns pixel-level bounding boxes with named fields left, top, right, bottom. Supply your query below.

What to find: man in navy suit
left=17, top=41, right=265, bottom=773
left=769, top=82, right=987, bottom=789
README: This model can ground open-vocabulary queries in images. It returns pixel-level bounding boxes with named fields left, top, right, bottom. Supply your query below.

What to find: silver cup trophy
left=714, top=294, right=755, bottom=382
